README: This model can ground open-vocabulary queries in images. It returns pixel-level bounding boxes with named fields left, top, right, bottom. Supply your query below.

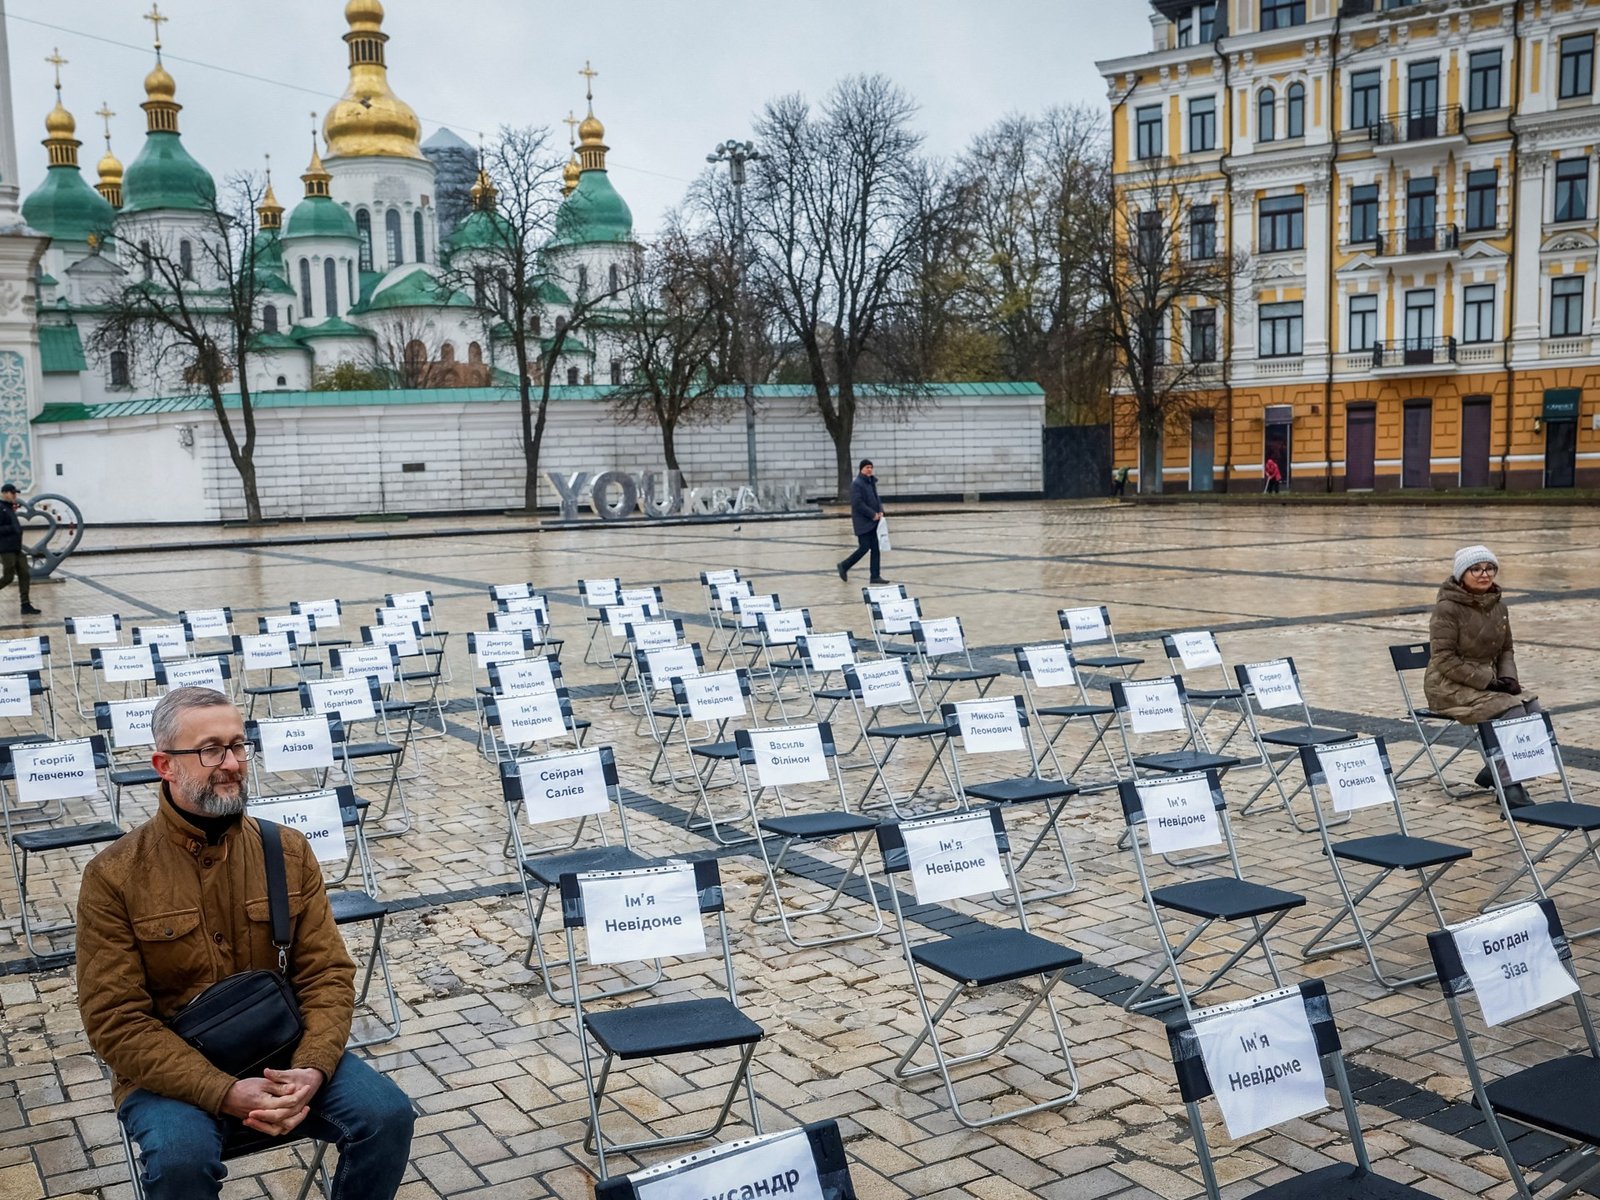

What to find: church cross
left=144, top=3, right=168, bottom=50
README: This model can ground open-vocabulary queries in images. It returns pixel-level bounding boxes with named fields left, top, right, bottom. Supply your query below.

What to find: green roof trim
left=289, top=317, right=374, bottom=341
left=21, top=164, right=116, bottom=243
left=282, top=194, right=359, bottom=241
left=121, top=130, right=216, bottom=214
left=445, top=207, right=514, bottom=253
left=31, top=380, right=1045, bottom=424
left=38, top=325, right=87, bottom=374
left=249, top=331, right=307, bottom=351
left=352, top=269, right=470, bottom=313
left=37, top=273, right=58, bottom=286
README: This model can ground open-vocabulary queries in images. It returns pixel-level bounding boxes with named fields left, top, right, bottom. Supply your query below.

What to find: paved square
left=3, top=500, right=1599, bottom=1199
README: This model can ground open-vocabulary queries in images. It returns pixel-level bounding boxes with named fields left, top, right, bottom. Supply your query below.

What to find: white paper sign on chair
left=13, top=740, right=97, bottom=802
left=496, top=657, right=555, bottom=696
left=1139, top=772, right=1221, bottom=855
left=581, top=864, right=706, bottom=964
left=1245, top=661, right=1301, bottom=710
left=702, top=569, right=740, bottom=588
left=919, top=617, right=965, bottom=657
left=1497, top=715, right=1557, bottom=784
left=250, top=790, right=348, bottom=865
left=582, top=579, right=621, bottom=607
left=632, top=620, right=680, bottom=651
left=297, top=600, right=341, bottom=629
left=100, top=645, right=155, bottom=682
left=876, top=598, right=919, bottom=635
left=855, top=658, right=912, bottom=707
left=184, top=610, right=231, bottom=640
left=497, top=691, right=566, bottom=744
left=800, top=632, right=855, bottom=672
left=1022, top=643, right=1075, bottom=689
left=644, top=645, right=697, bottom=693
left=500, top=595, right=548, bottom=617
left=619, top=587, right=662, bottom=613
left=762, top=610, right=809, bottom=645
left=340, top=646, right=396, bottom=685
left=1173, top=631, right=1223, bottom=670
left=109, top=698, right=159, bottom=747
left=163, top=656, right=227, bottom=694
left=953, top=699, right=1026, bottom=753
left=307, top=678, right=376, bottom=723
left=520, top=748, right=610, bottom=823
left=1192, top=987, right=1328, bottom=1138
left=264, top=613, right=313, bottom=639
left=1061, top=607, right=1107, bottom=644
left=633, top=1128, right=827, bottom=1200
left=259, top=719, right=335, bottom=772
left=474, top=632, right=527, bottom=667
left=365, top=624, right=419, bottom=658
left=715, top=581, right=753, bottom=611
left=493, top=609, right=544, bottom=634
left=137, top=625, right=188, bottom=658
left=382, top=605, right=430, bottom=633
left=0, top=638, right=44, bottom=673
left=0, top=675, right=30, bottom=718
left=863, top=583, right=902, bottom=605
left=241, top=634, right=294, bottom=670
left=72, top=615, right=119, bottom=645
left=604, top=604, right=648, bottom=636
left=1125, top=679, right=1187, bottom=734
left=902, top=812, right=1009, bottom=904
left=1451, top=903, right=1577, bottom=1026
left=493, top=582, right=533, bottom=601
left=735, top=595, right=779, bottom=629
left=1315, top=739, right=1393, bottom=813
left=682, top=671, right=745, bottom=722
left=748, top=725, right=830, bottom=787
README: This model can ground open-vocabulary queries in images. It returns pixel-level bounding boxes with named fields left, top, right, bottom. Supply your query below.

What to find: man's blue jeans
left=119, top=1052, right=414, bottom=1200
left=841, top=530, right=880, bottom=580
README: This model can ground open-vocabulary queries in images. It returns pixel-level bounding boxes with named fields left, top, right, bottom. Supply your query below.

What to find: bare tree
left=435, top=124, right=628, bottom=511
left=607, top=220, right=735, bottom=475
left=746, top=75, right=931, bottom=500
left=86, top=173, right=272, bottom=521
left=953, top=106, right=1114, bottom=426
left=363, top=313, right=452, bottom=389
left=1084, top=160, right=1237, bottom=494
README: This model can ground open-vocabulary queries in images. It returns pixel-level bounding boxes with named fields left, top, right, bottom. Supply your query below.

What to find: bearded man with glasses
left=75, top=687, right=414, bottom=1198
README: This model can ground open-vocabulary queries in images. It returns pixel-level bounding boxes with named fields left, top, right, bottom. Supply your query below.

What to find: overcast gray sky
left=7, top=1, right=1149, bottom=235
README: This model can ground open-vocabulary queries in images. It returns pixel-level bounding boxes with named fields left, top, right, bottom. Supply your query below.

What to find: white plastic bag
left=875, top=516, right=891, bottom=552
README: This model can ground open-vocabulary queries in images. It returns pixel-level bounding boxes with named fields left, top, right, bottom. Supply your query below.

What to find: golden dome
left=144, top=61, right=176, bottom=106
left=578, top=112, right=605, bottom=143
left=469, top=165, right=497, bottom=210
left=561, top=154, right=581, bottom=197
left=98, top=148, right=124, bottom=182
left=257, top=175, right=283, bottom=228
left=45, top=100, right=75, bottom=138
left=322, top=0, right=423, bottom=160
left=301, top=142, right=332, bottom=197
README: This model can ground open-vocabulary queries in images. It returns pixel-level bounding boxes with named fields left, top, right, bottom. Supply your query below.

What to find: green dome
left=445, top=208, right=513, bottom=253
left=22, top=165, right=115, bottom=243
left=121, top=131, right=216, bottom=213
left=283, top=195, right=358, bottom=241
left=549, top=169, right=633, bottom=247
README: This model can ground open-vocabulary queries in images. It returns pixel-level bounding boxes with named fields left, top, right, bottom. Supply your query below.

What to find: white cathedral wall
left=33, top=389, right=1043, bottom=523
left=325, top=157, right=439, bottom=270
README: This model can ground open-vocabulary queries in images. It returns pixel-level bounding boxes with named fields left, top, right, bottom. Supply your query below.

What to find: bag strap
left=257, top=818, right=292, bottom=975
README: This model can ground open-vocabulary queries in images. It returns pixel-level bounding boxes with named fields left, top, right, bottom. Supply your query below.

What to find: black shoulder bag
left=165, top=819, right=305, bottom=1078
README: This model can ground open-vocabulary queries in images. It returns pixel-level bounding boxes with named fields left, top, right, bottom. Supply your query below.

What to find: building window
left=578, top=264, right=589, bottom=293
left=1189, top=307, right=1218, bottom=362
left=109, top=349, right=129, bottom=387
left=1404, top=288, right=1435, bottom=348
left=1259, top=302, right=1303, bottom=357
left=1554, top=158, right=1589, bottom=222
left=179, top=239, right=193, bottom=281
left=1189, top=204, right=1217, bottom=259
left=1260, top=0, right=1304, bottom=30
left=1136, top=210, right=1162, bottom=261
left=1406, top=177, right=1437, bottom=242
left=1349, top=184, right=1379, bottom=243
left=1188, top=96, right=1216, bottom=152
left=347, top=260, right=354, bottom=303
left=355, top=209, right=373, bottom=271
left=555, top=315, right=567, bottom=334
left=1551, top=276, right=1585, bottom=336
left=1349, top=70, right=1381, bottom=130
left=1348, top=294, right=1378, bottom=352
left=385, top=209, right=403, bottom=266
left=1257, top=88, right=1276, bottom=142
left=1285, top=83, right=1305, bottom=138
left=1462, top=283, right=1497, bottom=344
left=468, top=341, right=483, bottom=363
left=1258, top=194, right=1304, bottom=252
left=299, top=258, right=313, bottom=318
left=1465, top=169, right=1498, bottom=232
left=609, top=358, right=623, bottom=385
left=1135, top=105, right=1163, bottom=160
left=1468, top=50, right=1503, bottom=111
left=139, top=239, right=152, bottom=281
left=566, top=365, right=580, bottom=385
left=413, top=210, right=426, bottom=264
left=323, top=258, right=338, bottom=316
left=1560, top=32, right=1595, bottom=99
left=262, top=304, right=278, bottom=333
left=608, top=263, right=621, bottom=292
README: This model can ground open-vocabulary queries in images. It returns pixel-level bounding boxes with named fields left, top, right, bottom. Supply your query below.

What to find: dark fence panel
left=1042, top=425, right=1111, bottom=499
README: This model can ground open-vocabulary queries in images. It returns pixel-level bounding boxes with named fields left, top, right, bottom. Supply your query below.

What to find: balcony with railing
left=1368, top=105, right=1465, bottom=149
left=1370, top=336, right=1457, bottom=368
left=1375, top=224, right=1459, bottom=258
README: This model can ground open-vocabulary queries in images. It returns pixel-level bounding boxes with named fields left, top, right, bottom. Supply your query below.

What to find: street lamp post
left=707, top=139, right=762, bottom=489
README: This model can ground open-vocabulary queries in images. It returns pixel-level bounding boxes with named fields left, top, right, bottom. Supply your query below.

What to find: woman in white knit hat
left=1423, top=544, right=1539, bottom=805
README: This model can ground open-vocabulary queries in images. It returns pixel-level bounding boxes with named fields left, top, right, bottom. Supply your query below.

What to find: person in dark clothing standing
left=836, top=459, right=888, bottom=584
left=0, top=485, right=39, bottom=617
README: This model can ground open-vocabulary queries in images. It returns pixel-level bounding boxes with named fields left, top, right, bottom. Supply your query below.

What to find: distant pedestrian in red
left=1263, top=457, right=1282, bottom=494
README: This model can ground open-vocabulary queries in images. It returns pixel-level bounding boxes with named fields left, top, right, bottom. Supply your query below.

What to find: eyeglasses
left=161, top=740, right=256, bottom=767
left=1466, top=564, right=1499, bottom=577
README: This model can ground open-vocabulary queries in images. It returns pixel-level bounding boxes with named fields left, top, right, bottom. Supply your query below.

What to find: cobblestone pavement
left=3, top=501, right=1600, bottom=1199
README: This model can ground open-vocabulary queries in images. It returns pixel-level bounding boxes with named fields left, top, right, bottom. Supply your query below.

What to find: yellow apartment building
left=1099, top=0, right=1600, bottom=491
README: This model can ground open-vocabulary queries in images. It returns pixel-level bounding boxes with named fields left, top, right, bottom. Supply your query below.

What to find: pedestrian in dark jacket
left=1425, top=544, right=1539, bottom=804
left=0, top=484, right=39, bottom=617
left=836, top=459, right=887, bottom=584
